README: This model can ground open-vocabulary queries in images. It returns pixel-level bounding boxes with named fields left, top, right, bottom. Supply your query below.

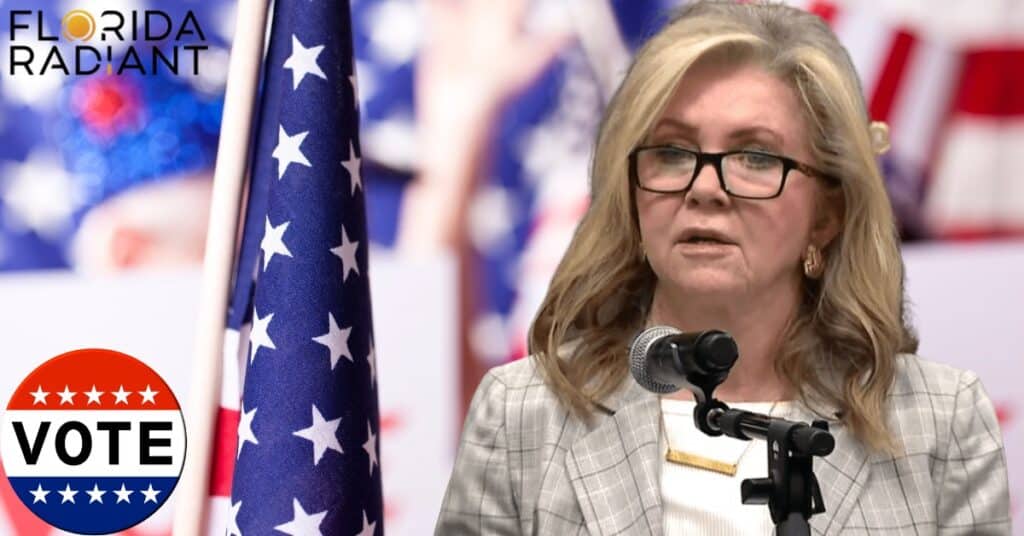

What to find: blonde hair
left=528, top=1, right=917, bottom=453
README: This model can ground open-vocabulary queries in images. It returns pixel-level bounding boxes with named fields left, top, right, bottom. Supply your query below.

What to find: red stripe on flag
left=208, top=407, right=240, bottom=497
left=870, top=29, right=917, bottom=122
left=380, top=410, right=402, bottom=433
left=951, top=48, right=1024, bottom=116
left=806, top=1, right=838, bottom=25
left=936, top=226, right=1024, bottom=241
left=509, top=339, right=528, bottom=362
left=995, top=401, right=1014, bottom=426
left=527, top=197, right=589, bottom=236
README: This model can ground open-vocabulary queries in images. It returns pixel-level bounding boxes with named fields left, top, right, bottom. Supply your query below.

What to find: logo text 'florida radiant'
left=7, top=9, right=207, bottom=76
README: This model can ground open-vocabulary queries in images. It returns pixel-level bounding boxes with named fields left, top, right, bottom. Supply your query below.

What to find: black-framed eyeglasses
left=628, top=145, right=831, bottom=200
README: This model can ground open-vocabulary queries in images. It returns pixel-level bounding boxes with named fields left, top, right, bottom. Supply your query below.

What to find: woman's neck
left=648, top=282, right=800, bottom=403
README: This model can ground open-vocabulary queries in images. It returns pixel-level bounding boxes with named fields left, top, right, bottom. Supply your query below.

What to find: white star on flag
left=30, top=386, right=48, bottom=405
left=249, top=309, right=277, bottom=363
left=342, top=140, right=362, bottom=195
left=274, top=498, right=328, bottom=536
left=364, top=0, right=419, bottom=65
left=367, top=340, right=377, bottom=384
left=261, top=217, right=293, bottom=271
left=362, top=421, right=378, bottom=475
left=29, top=484, right=49, bottom=504
left=141, top=483, right=161, bottom=503
left=330, top=225, right=360, bottom=282
left=293, top=405, right=344, bottom=465
left=272, top=126, right=312, bottom=180
left=58, top=484, right=78, bottom=504
left=57, top=385, right=76, bottom=405
left=86, top=484, right=105, bottom=504
left=227, top=500, right=242, bottom=536
left=237, top=405, right=259, bottom=459
left=138, top=385, right=158, bottom=405
left=349, top=73, right=360, bottom=110
left=0, top=151, right=85, bottom=238
left=356, top=511, right=377, bottom=536
left=84, top=385, right=103, bottom=405
left=112, top=385, right=131, bottom=405
left=283, top=35, right=327, bottom=90
left=312, top=313, right=353, bottom=369
left=114, top=483, right=133, bottom=504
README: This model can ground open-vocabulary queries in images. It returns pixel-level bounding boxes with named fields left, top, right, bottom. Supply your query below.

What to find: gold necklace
left=661, top=400, right=779, bottom=476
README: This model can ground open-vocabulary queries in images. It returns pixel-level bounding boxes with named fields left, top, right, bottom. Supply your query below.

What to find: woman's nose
left=685, top=161, right=729, bottom=207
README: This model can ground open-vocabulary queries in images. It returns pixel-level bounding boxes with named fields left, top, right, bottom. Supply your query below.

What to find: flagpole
left=173, top=1, right=270, bottom=534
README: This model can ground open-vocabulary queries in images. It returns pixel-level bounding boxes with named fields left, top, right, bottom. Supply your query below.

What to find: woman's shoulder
left=468, top=355, right=568, bottom=420
left=463, top=356, right=584, bottom=458
left=485, top=354, right=549, bottom=390
left=885, top=353, right=1001, bottom=457
left=890, top=353, right=983, bottom=401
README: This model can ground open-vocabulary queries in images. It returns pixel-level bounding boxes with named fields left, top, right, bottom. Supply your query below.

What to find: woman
left=435, top=2, right=1011, bottom=534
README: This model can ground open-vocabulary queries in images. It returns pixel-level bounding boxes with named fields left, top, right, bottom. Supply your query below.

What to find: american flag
left=207, top=0, right=383, bottom=534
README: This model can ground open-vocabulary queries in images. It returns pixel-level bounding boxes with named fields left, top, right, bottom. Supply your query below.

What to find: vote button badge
left=1, top=348, right=186, bottom=534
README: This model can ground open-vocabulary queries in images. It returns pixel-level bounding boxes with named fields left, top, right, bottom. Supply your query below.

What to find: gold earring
left=869, top=121, right=891, bottom=155
left=803, top=244, right=825, bottom=279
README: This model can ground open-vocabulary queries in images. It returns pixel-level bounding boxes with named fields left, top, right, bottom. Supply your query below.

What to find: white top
left=660, top=398, right=792, bottom=535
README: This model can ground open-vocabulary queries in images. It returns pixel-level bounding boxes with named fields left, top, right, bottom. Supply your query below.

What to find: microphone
left=629, top=326, right=739, bottom=395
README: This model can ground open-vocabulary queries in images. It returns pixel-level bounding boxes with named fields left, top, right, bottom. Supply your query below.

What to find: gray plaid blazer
left=435, top=353, right=1010, bottom=535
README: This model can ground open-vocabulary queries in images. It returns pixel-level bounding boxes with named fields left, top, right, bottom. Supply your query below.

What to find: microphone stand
left=632, top=327, right=835, bottom=535
left=690, top=385, right=835, bottom=536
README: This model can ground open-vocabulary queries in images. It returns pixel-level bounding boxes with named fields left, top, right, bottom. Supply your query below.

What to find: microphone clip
left=692, top=391, right=835, bottom=535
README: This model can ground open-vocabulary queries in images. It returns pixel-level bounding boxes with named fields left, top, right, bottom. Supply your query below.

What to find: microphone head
left=629, top=325, right=681, bottom=394
left=696, top=330, right=739, bottom=373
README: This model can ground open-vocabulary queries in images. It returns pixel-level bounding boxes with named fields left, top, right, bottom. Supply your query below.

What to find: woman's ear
left=811, top=187, right=844, bottom=248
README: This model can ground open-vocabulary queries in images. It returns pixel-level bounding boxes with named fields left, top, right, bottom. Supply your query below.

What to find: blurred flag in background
left=0, top=0, right=229, bottom=273
left=350, top=0, right=1024, bottom=409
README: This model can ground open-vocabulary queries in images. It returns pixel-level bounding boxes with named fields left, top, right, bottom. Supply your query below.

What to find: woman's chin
left=672, top=273, right=745, bottom=296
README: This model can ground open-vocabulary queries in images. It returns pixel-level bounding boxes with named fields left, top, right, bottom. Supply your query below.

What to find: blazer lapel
left=566, top=381, right=664, bottom=535
left=788, top=404, right=874, bottom=535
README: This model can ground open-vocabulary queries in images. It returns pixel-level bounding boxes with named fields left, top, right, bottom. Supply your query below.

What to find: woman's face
left=635, top=60, right=828, bottom=304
